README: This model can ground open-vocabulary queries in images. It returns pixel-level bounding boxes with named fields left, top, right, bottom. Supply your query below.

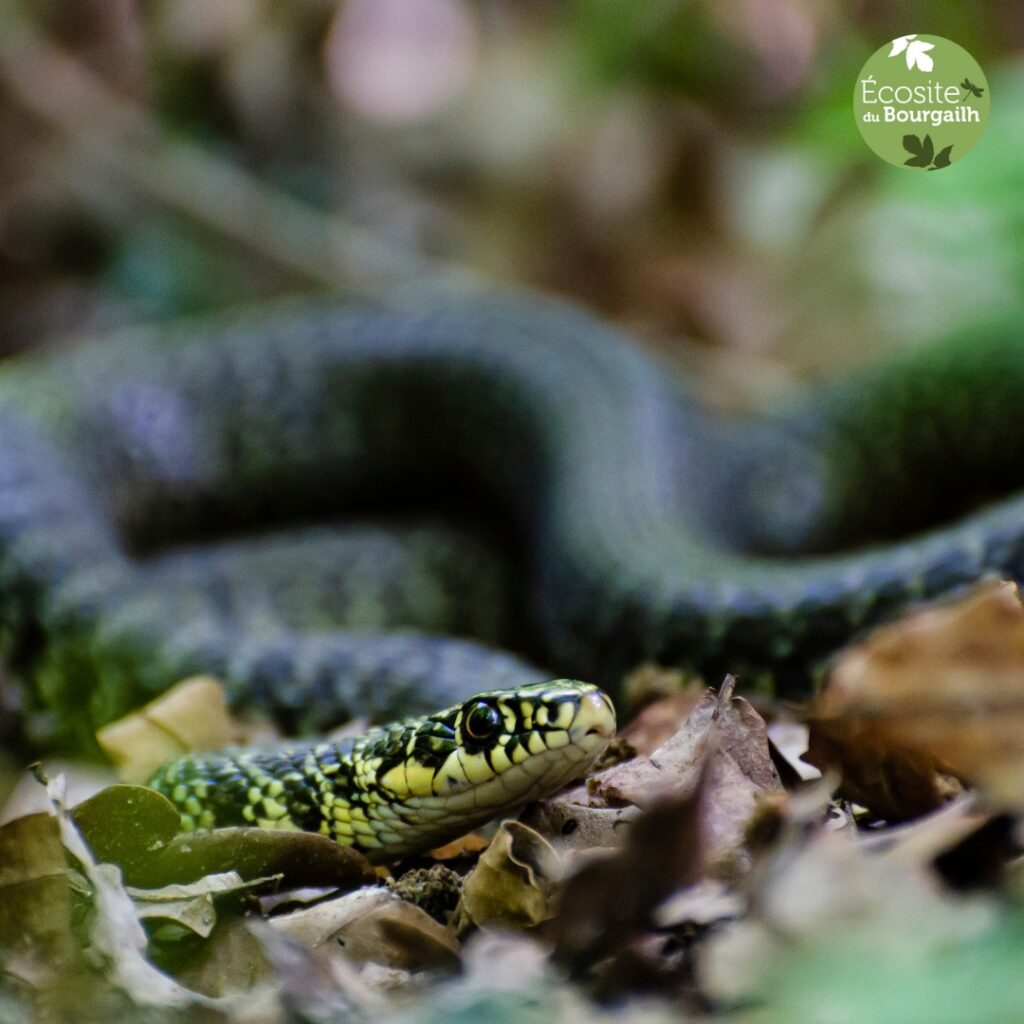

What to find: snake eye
left=463, top=701, right=501, bottom=743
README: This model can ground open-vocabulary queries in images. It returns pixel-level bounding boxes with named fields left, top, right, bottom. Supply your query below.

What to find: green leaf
left=120, top=826, right=376, bottom=890
left=73, top=784, right=181, bottom=870
left=921, top=134, right=935, bottom=164
left=929, top=144, right=954, bottom=170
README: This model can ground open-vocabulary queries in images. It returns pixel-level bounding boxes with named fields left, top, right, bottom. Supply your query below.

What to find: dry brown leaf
left=522, top=798, right=639, bottom=850
left=426, top=832, right=490, bottom=860
left=591, top=680, right=780, bottom=863
left=594, top=684, right=775, bottom=806
left=806, top=581, right=1024, bottom=816
left=455, top=821, right=561, bottom=933
left=702, top=825, right=997, bottom=1008
left=618, top=690, right=706, bottom=757
left=0, top=811, right=75, bottom=970
left=335, top=900, right=462, bottom=973
left=550, top=768, right=705, bottom=972
left=528, top=680, right=779, bottom=878
left=253, top=921, right=389, bottom=1020
left=270, top=887, right=396, bottom=948
left=804, top=719, right=956, bottom=821
left=172, top=915, right=277, bottom=999
left=96, top=676, right=246, bottom=784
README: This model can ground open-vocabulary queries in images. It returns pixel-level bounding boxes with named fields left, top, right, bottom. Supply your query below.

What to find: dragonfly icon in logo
left=960, top=78, right=985, bottom=100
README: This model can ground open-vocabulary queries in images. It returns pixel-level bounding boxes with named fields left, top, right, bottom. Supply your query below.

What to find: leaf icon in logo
left=888, top=34, right=934, bottom=72
left=889, top=34, right=916, bottom=57
left=902, top=133, right=934, bottom=167
left=902, top=135, right=953, bottom=170
left=906, top=40, right=935, bottom=71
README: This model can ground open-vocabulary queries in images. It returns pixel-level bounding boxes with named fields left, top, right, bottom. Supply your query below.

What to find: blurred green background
left=0, top=0, right=1021, bottom=396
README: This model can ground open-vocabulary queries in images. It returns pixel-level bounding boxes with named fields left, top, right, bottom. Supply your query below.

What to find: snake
left=149, top=678, right=616, bottom=861
left=0, top=290, right=1022, bottom=755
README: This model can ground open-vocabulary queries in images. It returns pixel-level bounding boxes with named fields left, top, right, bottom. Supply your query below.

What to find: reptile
left=149, top=678, right=616, bottom=861
left=0, top=290, right=1022, bottom=750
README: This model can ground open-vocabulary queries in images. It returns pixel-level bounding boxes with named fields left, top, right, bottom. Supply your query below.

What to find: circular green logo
left=854, top=34, right=989, bottom=170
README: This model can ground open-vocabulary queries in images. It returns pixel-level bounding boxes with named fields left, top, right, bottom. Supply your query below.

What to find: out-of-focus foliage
left=808, top=582, right=1024, bottom=819
left=0, top=0, right=1020, bottom=391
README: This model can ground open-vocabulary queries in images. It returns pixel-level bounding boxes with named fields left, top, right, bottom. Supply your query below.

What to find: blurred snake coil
left=0, top=291, right=1021, bottom=745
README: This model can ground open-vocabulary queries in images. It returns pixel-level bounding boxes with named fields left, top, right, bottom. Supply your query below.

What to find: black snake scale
left=0, top=291, right=1021, bottom=743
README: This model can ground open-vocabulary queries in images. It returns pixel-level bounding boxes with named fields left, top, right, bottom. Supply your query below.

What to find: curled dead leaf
left=593, top=681, right=777, bottom=808
left=544, top=682, right=780, bottom=972
left=455, top=821, right=561, bottom=933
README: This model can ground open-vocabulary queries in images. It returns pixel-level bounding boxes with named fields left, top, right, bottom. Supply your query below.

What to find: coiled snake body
left=0, top=291, right=1022, bottom=746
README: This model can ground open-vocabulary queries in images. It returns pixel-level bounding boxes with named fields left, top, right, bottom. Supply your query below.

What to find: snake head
left=368, top=679, right=616, bottom=823
left=151, top=679, right=616, bottom=863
